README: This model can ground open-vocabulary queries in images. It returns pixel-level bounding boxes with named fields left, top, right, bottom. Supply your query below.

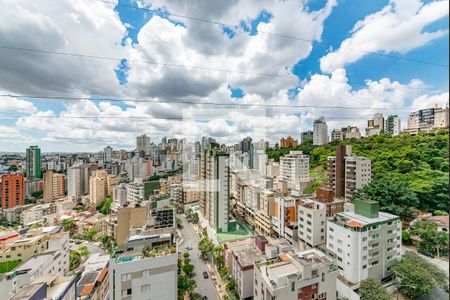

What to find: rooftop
left=334, top=211, right=399, bottom=228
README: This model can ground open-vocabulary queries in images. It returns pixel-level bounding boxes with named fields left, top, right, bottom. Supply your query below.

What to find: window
left=371, top=234, right=380, bottom=239
left=371, top=261, right=379, bottom=266
left=371, top=251, right=379, bottom=257
left=141, top=284, right=150, bottom=293
left=362, top=264, right=367, bottom=269
left=312, top=270, right=318, bottom=276
left=121, top=288, right=132, bottom=297
left=329, top=227, right=334, bottom=232
left=363, top=255, right=367, bottom=260
left=121, top=273, right=131, bottom=281
left=142, top=270, right=150, bottom=277
left=362, top=237, right=367, bottom=242
left=291, top=281, right=295, bottom=292
left=322, top=273, right=325, bottom=282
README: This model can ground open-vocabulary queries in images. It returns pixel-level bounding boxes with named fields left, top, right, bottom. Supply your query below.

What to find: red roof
left=346, top=220, right=363, bottom=228
left=79, top=284, right=94, bottom=296
left=426, top=216, right=449, bottom=228
left=97, top=267, right=108, bottom=282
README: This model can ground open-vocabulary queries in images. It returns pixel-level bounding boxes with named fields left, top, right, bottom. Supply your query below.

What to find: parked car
left=419, top=250, right=435, bottom=258
left=186, top=246, right=193, bottom=250
left=202, top=297, right=208, bottom=300
left=203, top=271, right=209, bottom=279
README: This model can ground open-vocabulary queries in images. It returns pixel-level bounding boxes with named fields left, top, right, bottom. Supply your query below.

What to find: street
left=178, top=214, right=219, bottom=300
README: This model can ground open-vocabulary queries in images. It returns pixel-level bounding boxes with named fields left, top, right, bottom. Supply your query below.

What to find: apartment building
left=0, top=243, right=70, bottom=299
left=272, top=195, right=299, bottom=244
left=43, top=170, right=65, bottom=202
left=365, top=113, right=384, bottom=136
left=253, top=249, right=338, bottom=300
left=21, top=203, right=57, bottom=226
left=331, top=126, right=361, bottom=141
left=68, top=163, right=98, bottom=201
left=405, top=104, right=449, bottom=134
left=10, top=275, right=76, bottom=300
left=313, top=117, right=328, bottom=146
left=327, top=145, right=371, bottom=200
left=109, top=250, right=177, bottom=300
left=385, top=115, right=401, bottom=136
left=111, top=184, right=127, bottom=213
left=280, top=136, right=298, bottom=148
left=255, top=190, right=276, bottom=236
left=0, top=227, right=68, bottom=264
left=1, top=173, right=25, bottom=209
left=327, top=200, right=402, bottom=285
left=115, top=205, right=148, bottom=246
left=126, top=179, right=144, bottom=204
left=279, top=151, right=309, bottom=188
left=77, top=254, right=110, bottom=300
left=199, top=149, right=230, bottom=233
left=25, top=145, right=42, bottom=180
left=224, top=238, right=267, bottom=300
left=89, top=170, right=111, bottom=206
left=297, top=199, right=327, bottom=248
left=300, top=130, right=313, bottom=143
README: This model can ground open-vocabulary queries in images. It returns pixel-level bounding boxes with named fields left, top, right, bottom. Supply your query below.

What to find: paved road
left=178, top=214, right=219, bottom=300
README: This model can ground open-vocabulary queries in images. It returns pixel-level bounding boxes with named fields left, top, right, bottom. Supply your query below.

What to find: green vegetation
left=97, top=196, right=113, bottom=214
left=69, top=250, right=81, bottom=270
left=393, top=251, right=448, bottom=299
left=61, top=218, right=76, bottom=235
left=177, top=251, right=197, bottom=300
left=186, top=208, right=199, bottom=224
left=84, top=228, right=97, bottom=241
left=267, top=130, right=449, bottom=213
left=359, top=278, right=392, bottom=300
left=0, top=260, right=21, bottom=273
left=410, top=221, right=448, bottom=257
left=31, top=191, right=43, bottom=199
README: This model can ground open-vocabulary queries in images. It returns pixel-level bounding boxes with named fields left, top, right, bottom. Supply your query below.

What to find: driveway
left=178, top=214, right=219, bottom=300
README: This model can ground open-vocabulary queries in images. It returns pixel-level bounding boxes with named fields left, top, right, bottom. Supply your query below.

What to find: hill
left=267, top=130, right=449, bottom=215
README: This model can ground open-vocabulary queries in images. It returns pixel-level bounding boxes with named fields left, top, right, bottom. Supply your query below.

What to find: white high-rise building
left=136, top=134, right=151, bottom=155
left=126, top=179, right=144, bottom=204
left=327, top=200, right=402, bottom=286
left=385, top=115, right=401, bottom=136
left=280, top=151, right=309, bottom=187
left=313, top=116, right=328, bottom=145
left=67, top=163, right=93, bottom=201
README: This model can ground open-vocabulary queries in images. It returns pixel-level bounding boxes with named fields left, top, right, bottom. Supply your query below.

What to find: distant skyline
left=0, top=0, right=448, bottom=152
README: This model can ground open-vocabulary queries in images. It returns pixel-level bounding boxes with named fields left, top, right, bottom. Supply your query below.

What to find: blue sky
left=0, top=0, right=448, bottom=152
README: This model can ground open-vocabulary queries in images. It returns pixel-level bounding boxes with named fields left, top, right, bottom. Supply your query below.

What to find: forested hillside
left=267, top=130, right=449, bottom=215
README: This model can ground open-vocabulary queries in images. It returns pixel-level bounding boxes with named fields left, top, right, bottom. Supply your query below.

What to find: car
left=202, top=296, right=208, bottom=300
left=75, top=240, right=82, bottom=245
left=186, top=246, right=193, bottom=250
left=177, top=250, right=181, bottom=255
left=419, top=250, right=435, bottom=258
left=203, top=271, right=209, bottom=279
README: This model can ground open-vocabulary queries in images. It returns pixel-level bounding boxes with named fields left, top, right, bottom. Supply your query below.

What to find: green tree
left=198, top=236, right=214, bottom=259
left=99, top=197, right=113, bottom=214
left=69, top=250, right=81, bottom=270
left=353, top=175, right=418, bottom=217
left=359, top=278, right=392, bottom=300
left=85, top=228, right=97, bottom=240
left=61, top=219, right=76, bottom=235
left=182, top=263, right=194, bottom=276
left=411, top=221, right=448, bottom=257
left=176, top=218, right=183, bottom=229
left=183, top=252, right=190, bottom=259
left=393, top=252, right=448, bottom=298
left=192, top=212, right=199, bottom=224
left=434, top=210, right=449, bottom=216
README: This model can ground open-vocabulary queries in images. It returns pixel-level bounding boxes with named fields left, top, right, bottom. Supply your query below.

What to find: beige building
left=405, top=104, right=449, bottom=134
left=255, top=190, right=275, bottom=236
left=279, top=151, right=309, bottom=188
left=0, top=227, right=68, bottom=264
left=116, top=206, right=148, bottom=246
left=366, top=113, right=384, bottom=136
left=43, top=171, right=65, bottom=203
left=89, top=170, right=111, bottom=206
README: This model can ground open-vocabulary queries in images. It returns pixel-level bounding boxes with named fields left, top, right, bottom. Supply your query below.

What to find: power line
left=96, top=0, right=449, bottom=68
left=1, top=94, right=413, bottom=111
left=0, top=114, right=391, bottom=121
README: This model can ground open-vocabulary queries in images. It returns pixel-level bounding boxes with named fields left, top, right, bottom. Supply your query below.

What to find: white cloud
left=320, top=0, right=449, bottom=73
left=0, top=95, right=37, bottom=113
left=411, top=92, right=449, bottom=110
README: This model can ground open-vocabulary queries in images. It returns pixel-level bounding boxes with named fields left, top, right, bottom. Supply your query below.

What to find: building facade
left=1, top=174, right=25, bottom=209
left=26, top=145, right=42, bottom=180
left=313, top=117, right=328, bottom=146
left=43, top=171, right=65, bottom=202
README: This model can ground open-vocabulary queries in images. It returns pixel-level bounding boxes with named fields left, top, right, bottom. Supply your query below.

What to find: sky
left=0, top=0, right=448, bottom=152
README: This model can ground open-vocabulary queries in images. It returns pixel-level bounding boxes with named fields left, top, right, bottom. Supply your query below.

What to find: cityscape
left=0, top=1, right=449, bottom=300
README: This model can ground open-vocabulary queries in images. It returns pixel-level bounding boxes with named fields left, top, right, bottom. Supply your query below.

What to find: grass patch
left=0, top=260, right=21, bottom=273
